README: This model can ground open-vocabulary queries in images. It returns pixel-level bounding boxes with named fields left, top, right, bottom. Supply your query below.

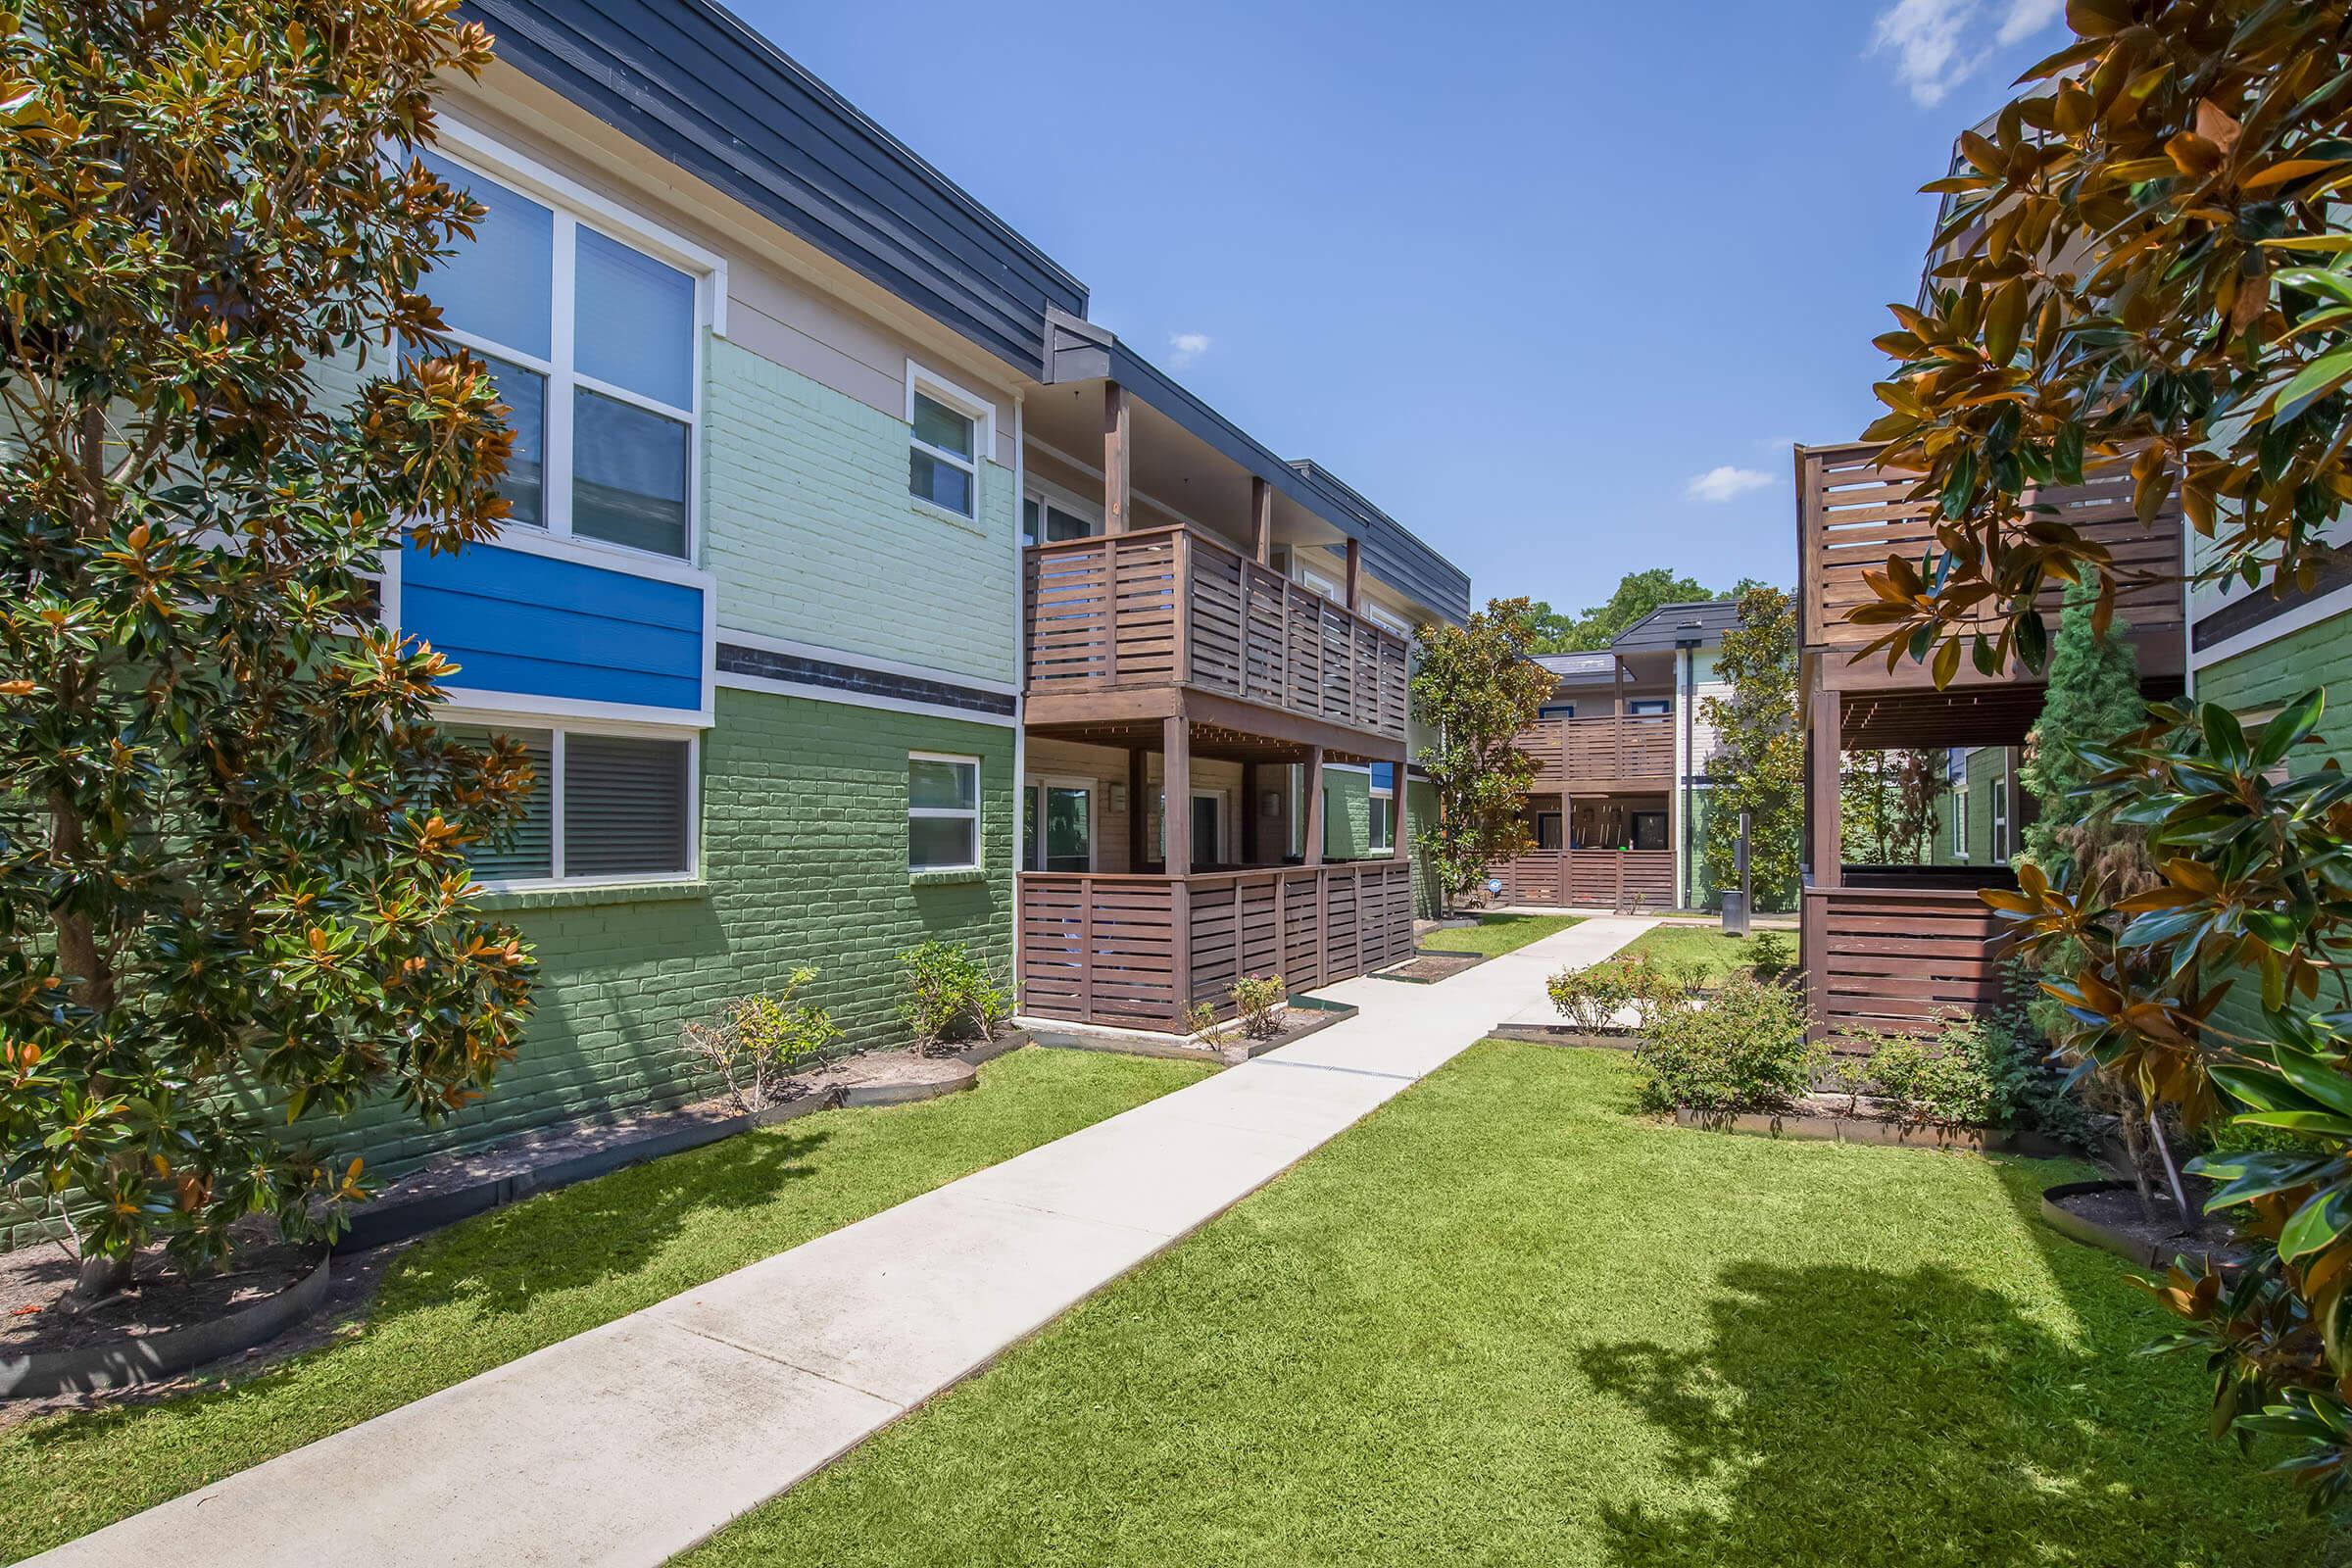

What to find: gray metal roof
left=466, top=0, right=1088, bottom=373
left=1535, top=652, right=1615, bottom=678
left=1607, top=599, right=1740, bottom=652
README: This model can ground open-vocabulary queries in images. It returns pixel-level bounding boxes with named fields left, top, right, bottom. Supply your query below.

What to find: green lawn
left=1617, top=920, right=1796, bottom=986
left=1421, top=911, right=1583, bottom=956
left=683, top=1043, right=2341, bottom=1568
left=0, top=1047, right=1210, bottom=1558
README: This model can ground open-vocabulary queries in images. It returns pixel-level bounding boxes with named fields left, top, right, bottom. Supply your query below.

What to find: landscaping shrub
left=1633, top=974, right=1821, bottom=1116
left=1864, top=1029, right=1998, bottom=1130
left=1548, top=952, right=1694, bottom=1035
left=1745, top=930, right=1795, bottom=980
left=1231, top=975, right=1286, bottom=1040
left=1185, top=1001, right=1228, bottom=1051
left=898, top=942, right=1015, bottom=1054
left=680, top=969, right=842, bottom=1112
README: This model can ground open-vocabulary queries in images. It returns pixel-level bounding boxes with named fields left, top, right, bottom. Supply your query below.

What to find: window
left=1023, top=780, right=1092, bottom=871
left=906, top=367, right=993, bottom=520
left=421, top=149, right=701, bottom=561
left=1628, top=699, right=1672, bottom=716
left=1535, top=812, right=1563, bottom=851
left=1022, top=495, right=1100, bottom=547
left=1990, top=760, right=2010, bottom=861
left=1300, top=565, right=1344, bottom=603
left=1630, top=810, right=1668, bottom=852
left=1952, top=782, right=1970, bottom=858
left=1368, top=761, right=1396, bottom=853
left=446, top=723, right=694, bottom=885
left=910, top=753, right=981, bottom=870
left=1539, top=703, right=1578, bottom=721
left=1364, top=601, right=1412, bottom=639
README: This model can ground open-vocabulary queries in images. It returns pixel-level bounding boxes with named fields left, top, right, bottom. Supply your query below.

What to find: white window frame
left=1299, top=564, right=1344, bottom=603
left=1952, top=781, right=1970, bottom=858
left=1021, top=476, right=1104, bottom=546
left=1539, top=702, right=1578, bottom=721
left=1369, top=764, right=1396, bottom=853
left=910, top=750, right=984, bottom=872
left=906, top=362, right=997, bottom=523
left=1991, top=760, right=2010, bottom=861
left=1628, top=698, right=1672, bottom=716
left=440, top=707, right=701, bottom=891
left=1363, top=600, right=1412, bottom=639
left=1023, top=774, right=1096, bottom=872
left=425, top=121, right=718, bottom=567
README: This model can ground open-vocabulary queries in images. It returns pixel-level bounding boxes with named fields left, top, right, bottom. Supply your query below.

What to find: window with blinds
left=445, top=723, right=692, bottom=884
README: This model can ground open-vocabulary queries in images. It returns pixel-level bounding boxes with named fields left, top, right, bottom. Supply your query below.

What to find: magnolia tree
left=0, top=2, right=536, bottom=1305
left=1410, top=597, right=1555, bottom=912
left=1698, top=586, right=1801, bottom=910
left=1856, top=1, right=2352, bottom=1511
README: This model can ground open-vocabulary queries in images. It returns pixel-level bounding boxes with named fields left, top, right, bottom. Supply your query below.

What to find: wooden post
left=1302, top=746, right=1325, bottom=866
left=1102, top=380, right=1131, bottom=535
left=1390, top=752, right=1409, bottom=861
left=1809, top=687, right=1842, bottom=889
left=1250, top=475, right=1272, bottom=564
left=1242, top=760, right=1261, bottom=864
left=1344, top=537, right=1361, bottom=612
left=1560, top=790, right=1573, bottom=906
left=1163, top=714, right=1192, bottom=875
left=1613, top=656, right=1625, bottom=780
left=1127, top=747, right=1147, bottom=871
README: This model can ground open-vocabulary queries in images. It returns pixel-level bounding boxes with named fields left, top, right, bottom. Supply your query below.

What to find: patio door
left=1190, top=791, right=1225, bottom=866
left=1022, top=780, right=1093, bottom=871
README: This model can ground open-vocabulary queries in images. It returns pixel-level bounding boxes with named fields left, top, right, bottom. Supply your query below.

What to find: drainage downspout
left=1010, top=392, right=1027, bottom=983
left=1680, top=642, right=1696, bottom=910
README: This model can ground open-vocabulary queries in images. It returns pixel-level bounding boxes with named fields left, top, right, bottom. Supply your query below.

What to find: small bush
left=1548, top=952, right=1694, bottom=1034
left=898, top=942, right=1015, bottom=1054
left=1634, top=973, right=1821, bottom=1116
left=1231, top=974, right=1286, bottom=1040
left=681, top=969, right=843, bottom=1112
left=1745, top=930, right=1795, bottom=979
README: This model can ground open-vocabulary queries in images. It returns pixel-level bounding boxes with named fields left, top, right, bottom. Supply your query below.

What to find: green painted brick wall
left=332, top=686, right=1014, bottom=1178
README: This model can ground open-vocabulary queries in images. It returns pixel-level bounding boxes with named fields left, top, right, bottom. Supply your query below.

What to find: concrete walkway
left=27, top=916, right=1654, bottom=1568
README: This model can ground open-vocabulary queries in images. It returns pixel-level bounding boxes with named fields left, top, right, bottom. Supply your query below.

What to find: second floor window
left=422, top=149, right=701, bottom=561
left=1369, top=762, right=1396, bottom=852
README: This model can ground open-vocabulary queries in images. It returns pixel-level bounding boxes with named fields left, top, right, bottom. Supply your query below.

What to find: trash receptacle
left=1720, top=888, right=1749, bottom=939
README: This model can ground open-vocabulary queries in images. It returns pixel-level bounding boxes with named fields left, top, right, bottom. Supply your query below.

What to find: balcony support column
left=1102, top=380, right=1131, bottom=535
left=1250, top=476, right=1272, bottom=565
left=1126, top=746, right=1147, bottom=872
left=1164, top=713, right=1192, bottom=1024
left=1391, top=750, right=1410, bottom=862
left=1344, top=537, right=1361, bottom=612
left=1302, top=745, right=1325, bottom=867
left=1808, top=687, right=1842, bottom=890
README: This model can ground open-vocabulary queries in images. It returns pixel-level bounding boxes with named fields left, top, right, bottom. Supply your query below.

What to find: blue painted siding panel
left=402, top=540, right=706, bottom=710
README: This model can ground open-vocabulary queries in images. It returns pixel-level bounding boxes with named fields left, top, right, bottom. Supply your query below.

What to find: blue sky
left=740, top=0, right=2070, bottom=613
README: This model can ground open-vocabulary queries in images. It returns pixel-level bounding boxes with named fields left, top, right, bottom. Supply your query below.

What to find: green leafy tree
left=1530, top=567, right=1717, bottom=653
left=0, top=1, right=536, bottom=1306
left=1858, top=3, right=2352, bottom=1511
left=1839, top=749, right=1941, bottom=863
left=2019, top=583, right=2147, bottom=883
left=1699, top=586, right=1801, bottom=911
left=1411, top=597, right=1556, bottom=912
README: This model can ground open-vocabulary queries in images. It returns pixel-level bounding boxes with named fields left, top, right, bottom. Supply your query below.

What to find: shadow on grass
left=1582, top=1258, right=2182, bottom=1566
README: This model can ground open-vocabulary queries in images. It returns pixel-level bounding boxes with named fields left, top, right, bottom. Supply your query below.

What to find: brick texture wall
left=331, top=686, right=1014, bottom=1177
left=703, top=336, right=1017, bottom=686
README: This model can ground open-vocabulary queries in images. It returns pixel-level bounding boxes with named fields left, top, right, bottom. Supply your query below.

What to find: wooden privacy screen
left=1018, top=862, right=1414, bottom=1031
left=1798, top=442, right=2182, bottom=660
left=1489, top=850, right=1673, bottom=913
left=1800, top=885, right=2012, bottom=1046
left=1025, top=527, right=1410, bottom=742
left=1518, top=714, right=1675, bottom=790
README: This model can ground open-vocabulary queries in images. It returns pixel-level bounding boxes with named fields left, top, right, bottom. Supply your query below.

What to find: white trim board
left=714, top=668, right=1016, bottom=729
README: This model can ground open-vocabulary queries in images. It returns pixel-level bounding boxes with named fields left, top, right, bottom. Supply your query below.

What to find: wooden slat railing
left=1800, top=883, right=2012, bottom=1047
left=1516, top=714, right=1675, bottom=788
left=1487, top=849, right=1674, bottom=913
left=1024, top=526, right=1410, bottom=742
left=1017, top=861, right=1414, bottom=1031
left=1798, top=441, right=2182, bottom=661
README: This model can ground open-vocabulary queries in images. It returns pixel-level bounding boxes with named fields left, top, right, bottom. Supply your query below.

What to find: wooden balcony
left=1024, top=526, right=1410, bottom=751
left=1488, top=849, right=1675, bottom=913
left=1798, top=441, right=2184, bottom=705
left=1518, top=713, right=1675, bottom=793
left=1017, top=861, right=1415, bottom=1032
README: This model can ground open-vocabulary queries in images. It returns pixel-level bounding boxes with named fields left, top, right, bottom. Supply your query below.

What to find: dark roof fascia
left=1287, top=459, right=1473, bottom=627
left=1609, top=599, right=1740, bottom=653
left=465, top=0, right=1087, bottom=374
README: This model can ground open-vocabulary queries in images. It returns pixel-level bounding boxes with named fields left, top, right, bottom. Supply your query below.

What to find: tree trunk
left=2116, top=1102, right=2158, bottom=1226
left=2146, top=1104, right=2201, bottom=1236
left=58, top=1252, right=134, bottom=1313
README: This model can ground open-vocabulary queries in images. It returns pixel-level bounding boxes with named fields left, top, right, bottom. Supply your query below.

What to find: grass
left=1617, top=921, right=1796, bottom=986
left=0, top=1046, right=1211, bottom=1558
left=683, top=1043, right=2343, bottom=1568
left=1421, top=911, right=1583, bottom=956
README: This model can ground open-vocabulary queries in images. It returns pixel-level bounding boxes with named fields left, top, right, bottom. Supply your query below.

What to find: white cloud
left=1685, top=466, right=1775, bottom=504
left=1168, top=331, right=1211, bottom=368
left=1870, top=0, right=2061, bottom=108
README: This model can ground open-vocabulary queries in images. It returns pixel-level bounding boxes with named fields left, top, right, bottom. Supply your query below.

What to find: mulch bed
left=1375, top=952, right=1487, bottom=983
left=2047, top=1177, right=2255, bottom=1270
left=0, top=1229, right=318, bottom=1359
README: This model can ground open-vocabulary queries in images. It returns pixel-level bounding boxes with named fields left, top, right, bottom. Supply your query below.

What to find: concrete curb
left=2039, top=1178, right=2242, bottom=1273
left=1, top=1253, right=331, bottom=1397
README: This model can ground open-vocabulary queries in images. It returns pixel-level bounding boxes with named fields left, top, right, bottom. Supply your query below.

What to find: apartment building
left=342, top=0, right=1468, bottom=1169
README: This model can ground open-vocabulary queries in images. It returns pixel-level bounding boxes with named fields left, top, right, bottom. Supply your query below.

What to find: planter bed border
left=1025, top=1000, right=1357, bottom=1065
left=1670, top=1104, right=2079, bottom=1158
left=1370, top=949, right=1495, bottom=986
left=2, top=1251, right=331, bottom=1398
left=2039, top=1178, right=2244, bottom=1274
left=1489, top=1023, right=1641, bottom=1052
left=336, top=1034, right=1028, bottom=1253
